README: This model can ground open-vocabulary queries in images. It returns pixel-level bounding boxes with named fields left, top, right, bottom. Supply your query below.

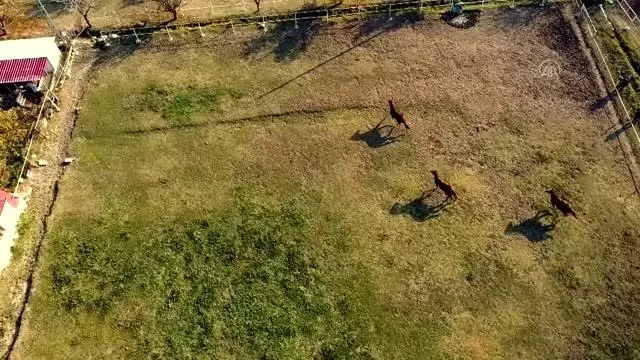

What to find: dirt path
left=0, top=39, right=96, bottom=360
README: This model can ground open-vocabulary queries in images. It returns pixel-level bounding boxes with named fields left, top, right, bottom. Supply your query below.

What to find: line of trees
left=73, top=0, right=183, bottom=28
left=0, top=0, right=266, bottom=34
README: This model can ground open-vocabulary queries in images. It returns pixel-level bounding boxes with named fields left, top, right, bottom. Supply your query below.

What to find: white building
left=0, top=37, right=61, bottom=91
left=0, top=189, right=25, bottom=272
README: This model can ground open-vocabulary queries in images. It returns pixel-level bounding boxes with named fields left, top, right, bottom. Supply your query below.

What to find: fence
left=35, top=0, right=530, bottom=31
left=87, top=0, right=536, bottom=42
left=12, top=39, right=77, bottom=194
left=574, top=0, right=640, bottom=195
left=577, top=1, right=640, bottom=147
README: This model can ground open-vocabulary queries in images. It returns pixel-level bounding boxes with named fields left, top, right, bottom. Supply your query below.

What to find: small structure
left=0, top=189, right=26, bottom=271
left=0, top=37, right=61, bottom=106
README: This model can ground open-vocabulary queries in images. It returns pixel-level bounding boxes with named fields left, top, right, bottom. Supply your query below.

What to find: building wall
left=0, top=37, right=62, bottom=73
left=0, top=197, right=26, bottom=271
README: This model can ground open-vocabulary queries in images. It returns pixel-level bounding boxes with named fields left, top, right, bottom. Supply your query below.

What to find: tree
left=75, top=0, right=97, bottom=29
left=154, top=0, right=182, bottom=22
left=0, top=14, right=6, bottom=37
left=253, top=0, right=260, bottom=12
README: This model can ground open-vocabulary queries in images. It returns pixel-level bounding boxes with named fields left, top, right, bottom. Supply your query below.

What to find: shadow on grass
left=93, top=37, right=148, bottom=67
left=351, top=118, right=404, bottom=148
left=245, top=1, right=342, bottom=62
left=496, top=6, right=544, bottom=30
left=590, top=94, right=613, bottom=111
left=505, top=210, right=555, bottom=242
left=353, top=9, right=424, bottom=40
left=390, top=189, right=447, bottom=222
left=606, top=121, right=636, bottom=142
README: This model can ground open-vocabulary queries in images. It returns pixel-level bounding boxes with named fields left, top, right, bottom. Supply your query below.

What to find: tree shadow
left=244, top=1, right=341, bottom=62
left=590, top=95, right=613, bottom=112
left=390, top=189, right=446, bottom=222
left=350, top=118, right=404, bottom=148
left=352, top=8, right=424, bottom=40
left=606, top=121, right=635, bottom=142
left=497, top=6, right=545, bottom=31
left=92, top=36, right=148, bottom=67
left=504, top=210, right=556, bottom=242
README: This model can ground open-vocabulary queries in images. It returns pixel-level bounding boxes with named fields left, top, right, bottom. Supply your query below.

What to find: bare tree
left=154, top=0, right=182, bottom=22
left=75, top=0, right=97, bottom=28
left=253, top=0, right=260, bottom=12
left=0, top=0, right=8, bottom=37
left=0, top=14, right=6, bottom=37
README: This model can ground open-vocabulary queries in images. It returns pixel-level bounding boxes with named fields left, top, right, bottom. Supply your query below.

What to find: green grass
left=12, top=9, right=640, bottom=360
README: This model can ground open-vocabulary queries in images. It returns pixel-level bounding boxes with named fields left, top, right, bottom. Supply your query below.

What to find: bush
left=0, top=109, right=31, bottom=187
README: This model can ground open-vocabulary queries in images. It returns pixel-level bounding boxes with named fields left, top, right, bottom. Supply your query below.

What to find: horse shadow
left=505, top=210, right=556, bottom=242
left=351, top=119, right=404, bottom=148
left=390, top=189, right=446, bottom=222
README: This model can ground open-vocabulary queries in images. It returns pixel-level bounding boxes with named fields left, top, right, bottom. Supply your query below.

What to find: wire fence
left=574, top=0, right=640, bottom=195
left=11, top=39, right=77, bottom=194
left=87, top=0, right=535, bottom=42
left=36, top=0, right=527, bottom=31
left=577, top=0, right=640, bottom=149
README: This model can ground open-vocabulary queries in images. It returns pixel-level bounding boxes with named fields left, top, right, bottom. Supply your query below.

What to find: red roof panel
left=0, top=189, right=18, bottom=215
left=0, top=57, right=48, bottom=84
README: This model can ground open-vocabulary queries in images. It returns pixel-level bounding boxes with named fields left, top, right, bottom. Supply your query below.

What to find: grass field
left=11, top=7, right=640, bottom=359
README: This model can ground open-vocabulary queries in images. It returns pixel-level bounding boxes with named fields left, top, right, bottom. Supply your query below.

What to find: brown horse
left=388, top=100, right=410, bottom=129
left=431, top=170, right=457, bottom=202
left=546, top=190, right=577, bottom=218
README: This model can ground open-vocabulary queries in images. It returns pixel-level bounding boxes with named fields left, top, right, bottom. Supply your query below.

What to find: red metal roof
left=0, top=57, right=48, bottom=84
left=0, top=190, right=19, bottom=215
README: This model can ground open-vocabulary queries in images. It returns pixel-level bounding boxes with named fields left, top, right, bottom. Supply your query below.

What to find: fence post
left=295, top=12, right=298, bottom=28
left=231, top=19, right=235, bottom=33
left=133, top=28, right=141, bottom=43
left=326, top=9, right=329, bottom=23
left=165, top=25, right=173, bottom=41
left=388, top=3, right=392, bottom=18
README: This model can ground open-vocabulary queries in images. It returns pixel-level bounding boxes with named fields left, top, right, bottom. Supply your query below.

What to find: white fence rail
left=577, top=1, right=640, bottom=151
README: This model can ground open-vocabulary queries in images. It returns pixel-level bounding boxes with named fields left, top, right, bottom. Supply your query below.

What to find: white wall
left=0, top=196, right=26, bottom=272
left=0, top=37, right=62, bottom=72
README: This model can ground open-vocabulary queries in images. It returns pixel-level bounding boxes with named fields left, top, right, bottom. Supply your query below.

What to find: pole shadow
left=504, top=210, right=556, bottom=242
left=390, top=189, right=446, bottom=222
left=350, top=118, right=403, bottom=148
